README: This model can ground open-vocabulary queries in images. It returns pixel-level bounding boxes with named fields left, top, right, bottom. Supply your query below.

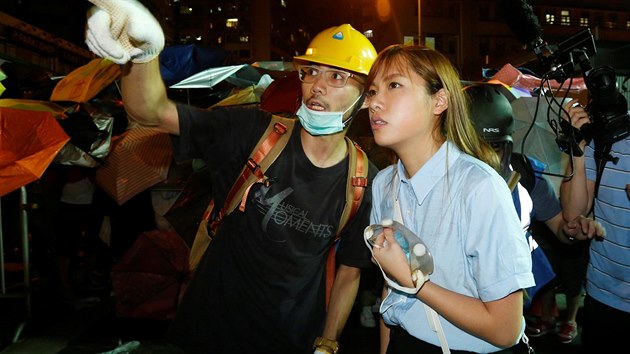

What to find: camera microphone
left=500, top=0, right=545, bottom=51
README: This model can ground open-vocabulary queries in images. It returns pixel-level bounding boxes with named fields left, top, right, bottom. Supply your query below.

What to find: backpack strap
left=324, top=137, right=369, bottom=308
left=216, top=115, right=295, bottom=220
left=189, top=115, right=295, bottom=270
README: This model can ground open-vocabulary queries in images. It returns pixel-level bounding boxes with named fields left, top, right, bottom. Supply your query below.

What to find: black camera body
left=583, top=66, right=630, bottom=146
left=536, top=30, right=630, bottom=153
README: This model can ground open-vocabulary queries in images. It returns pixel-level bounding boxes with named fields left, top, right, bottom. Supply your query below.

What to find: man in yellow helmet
left=85, top=1, right=378, bottom=353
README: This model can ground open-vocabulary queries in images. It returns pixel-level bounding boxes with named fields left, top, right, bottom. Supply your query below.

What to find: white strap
left=394, top=172, right=450, bottom=354
left=423, top=304, right=451, bottom=354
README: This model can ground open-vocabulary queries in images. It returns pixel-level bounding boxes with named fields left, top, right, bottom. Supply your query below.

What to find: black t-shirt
left=168, top=104, right=377, bottom=354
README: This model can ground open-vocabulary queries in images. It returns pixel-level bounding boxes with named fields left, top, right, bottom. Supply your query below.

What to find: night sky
left=0, top=0, right=92, bottom=47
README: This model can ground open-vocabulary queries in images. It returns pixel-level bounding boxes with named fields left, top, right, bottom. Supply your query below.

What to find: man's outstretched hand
left=85, top=0, right=164, bottom=64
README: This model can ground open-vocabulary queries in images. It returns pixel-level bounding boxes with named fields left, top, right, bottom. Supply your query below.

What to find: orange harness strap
left=325, top=138, right=368, bottom=309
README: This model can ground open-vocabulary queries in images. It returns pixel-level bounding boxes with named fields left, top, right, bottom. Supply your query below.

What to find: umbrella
left=0, top=67, right=6, bottom=97
left=511, top=96, right=573, bottom=178
left=111, top=229, right=190, bottom=319
left=169, top=64, right=248, bottom=89
left=50, top=58, right=121, bottom=103
left=0, top=104, right=70, bottom=196
left=159, top=44, right=228, bottom=87
left=491, top=63, right=587, bottom=94
left=163, top=166, right=212, bottom=249
left=54, top=104, right=115, bottom=167
left=96, top=126, right=172, bottom=205
left=0, top=98, right=67, bottom=116
left=260, top=70, right=301, bottom=115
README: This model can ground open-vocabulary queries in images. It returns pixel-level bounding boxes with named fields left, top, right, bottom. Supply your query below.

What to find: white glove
left=85, top=0, right=164, bottom=64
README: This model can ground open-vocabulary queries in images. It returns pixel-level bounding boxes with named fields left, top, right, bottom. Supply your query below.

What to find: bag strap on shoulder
left=324, top=137, right=368, bottom=308
left=209, top=115, right=295, bottom=230
left=192, top=118, right=369, bottom=311
left=189, top=115, right=294, bottom=270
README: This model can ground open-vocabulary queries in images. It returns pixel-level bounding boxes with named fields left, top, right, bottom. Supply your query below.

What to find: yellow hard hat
left=294, top=24, right=377, bottom=76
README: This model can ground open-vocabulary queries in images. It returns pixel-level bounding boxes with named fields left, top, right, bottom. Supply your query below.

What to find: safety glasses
left=297, top=65, right=359, bottom=88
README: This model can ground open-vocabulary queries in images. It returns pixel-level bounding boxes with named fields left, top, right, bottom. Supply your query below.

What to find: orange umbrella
left=95, top=126, right=172, bottom=205
left=50, top=58, right=121, bottom=103
left=0, top=105, right=70, bottom=196
left=0, top=98, right=67, bottom=116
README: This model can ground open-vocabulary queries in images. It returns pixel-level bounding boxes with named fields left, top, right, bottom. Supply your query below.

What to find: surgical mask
left=296, top=94, right=362, bottom=136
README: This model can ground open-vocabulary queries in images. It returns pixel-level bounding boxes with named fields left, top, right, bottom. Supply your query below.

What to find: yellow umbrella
left=211, top=85, right=259, bottom=107
left=50, top=58, right=121, bottom=103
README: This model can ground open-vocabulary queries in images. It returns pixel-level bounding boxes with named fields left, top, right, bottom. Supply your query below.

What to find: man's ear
left=433, top=88, right=448, bottom=115
left=360, top=93, right=370, bottom=109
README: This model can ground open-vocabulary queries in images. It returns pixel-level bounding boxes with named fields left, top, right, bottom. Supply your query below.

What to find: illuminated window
left=364, top=30, right=373, bottom=38
left=180, top=6, right=192, bottom=14
left=580, top=17, right=589, bottom=27
left=627, top=20, right=630, bottom=29
left=239, top=35, right=249, bottom=43
left=281, top=0, right=287, bottom=7
left=217, top=36, right=222, bottom=45
left=226, top=18, right=239, bottom=28
left=561, top=10, right=570, bottom=26
left=546, top=13, right=555, bottom=24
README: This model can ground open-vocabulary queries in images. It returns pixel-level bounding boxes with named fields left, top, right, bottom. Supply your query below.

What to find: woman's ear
left=433, top=88, right=448, bottom=115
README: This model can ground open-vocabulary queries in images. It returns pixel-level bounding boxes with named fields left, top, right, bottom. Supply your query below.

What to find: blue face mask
left=296, top=95, right=362, bottom=136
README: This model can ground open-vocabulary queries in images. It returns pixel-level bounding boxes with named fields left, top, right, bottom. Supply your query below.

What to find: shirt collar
left=396, top=141, right=462, bottom=205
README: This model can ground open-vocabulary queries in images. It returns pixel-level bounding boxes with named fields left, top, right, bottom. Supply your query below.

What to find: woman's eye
left=366, top=89, right=377, bottom=97
left=389, top=82, right=401, bottom=89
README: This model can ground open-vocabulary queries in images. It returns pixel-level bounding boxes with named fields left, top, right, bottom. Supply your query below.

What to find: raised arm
left=559, top=99, right=596, bottom=220
left=120, top=60, right=180, bottom=134
left=85, top=0, right=179, bottom=134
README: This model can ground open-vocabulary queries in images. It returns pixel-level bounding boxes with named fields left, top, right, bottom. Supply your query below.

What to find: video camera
left=533, top=28, right=630, bottom=153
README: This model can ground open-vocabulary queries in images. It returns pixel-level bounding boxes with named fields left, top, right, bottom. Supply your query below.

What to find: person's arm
left=544, top=213, right=605, bottom=244
left=559, top=99, right=596, bottom=220
left=120, top=60, right=180, bottom=134
left=418, top=283, right=524, bottom=348
left=372, top=229, right=524, bottom=348
left=85, top=0, right=179, bottom=134
left=318, top=265, right=361, bottom=353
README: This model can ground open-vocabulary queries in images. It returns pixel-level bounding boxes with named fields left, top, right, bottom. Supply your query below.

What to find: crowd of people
left=10, top=0, right=624, bottom=353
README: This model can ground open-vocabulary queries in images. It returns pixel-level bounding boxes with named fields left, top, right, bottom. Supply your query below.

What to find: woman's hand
left=371, top=227, right=415, bottom=288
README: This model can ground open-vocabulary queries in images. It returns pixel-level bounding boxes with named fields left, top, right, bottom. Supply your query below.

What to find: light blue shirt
left=584, top=136, right=630, bottom=312
left=371, top=142, right=535, bottom=353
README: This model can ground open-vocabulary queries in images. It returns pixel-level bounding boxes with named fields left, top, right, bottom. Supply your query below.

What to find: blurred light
left=376, top=0, right=392, bottom=21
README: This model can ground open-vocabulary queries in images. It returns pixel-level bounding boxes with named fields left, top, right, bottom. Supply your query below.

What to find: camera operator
left=560, top=98, right=630, bottom=353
